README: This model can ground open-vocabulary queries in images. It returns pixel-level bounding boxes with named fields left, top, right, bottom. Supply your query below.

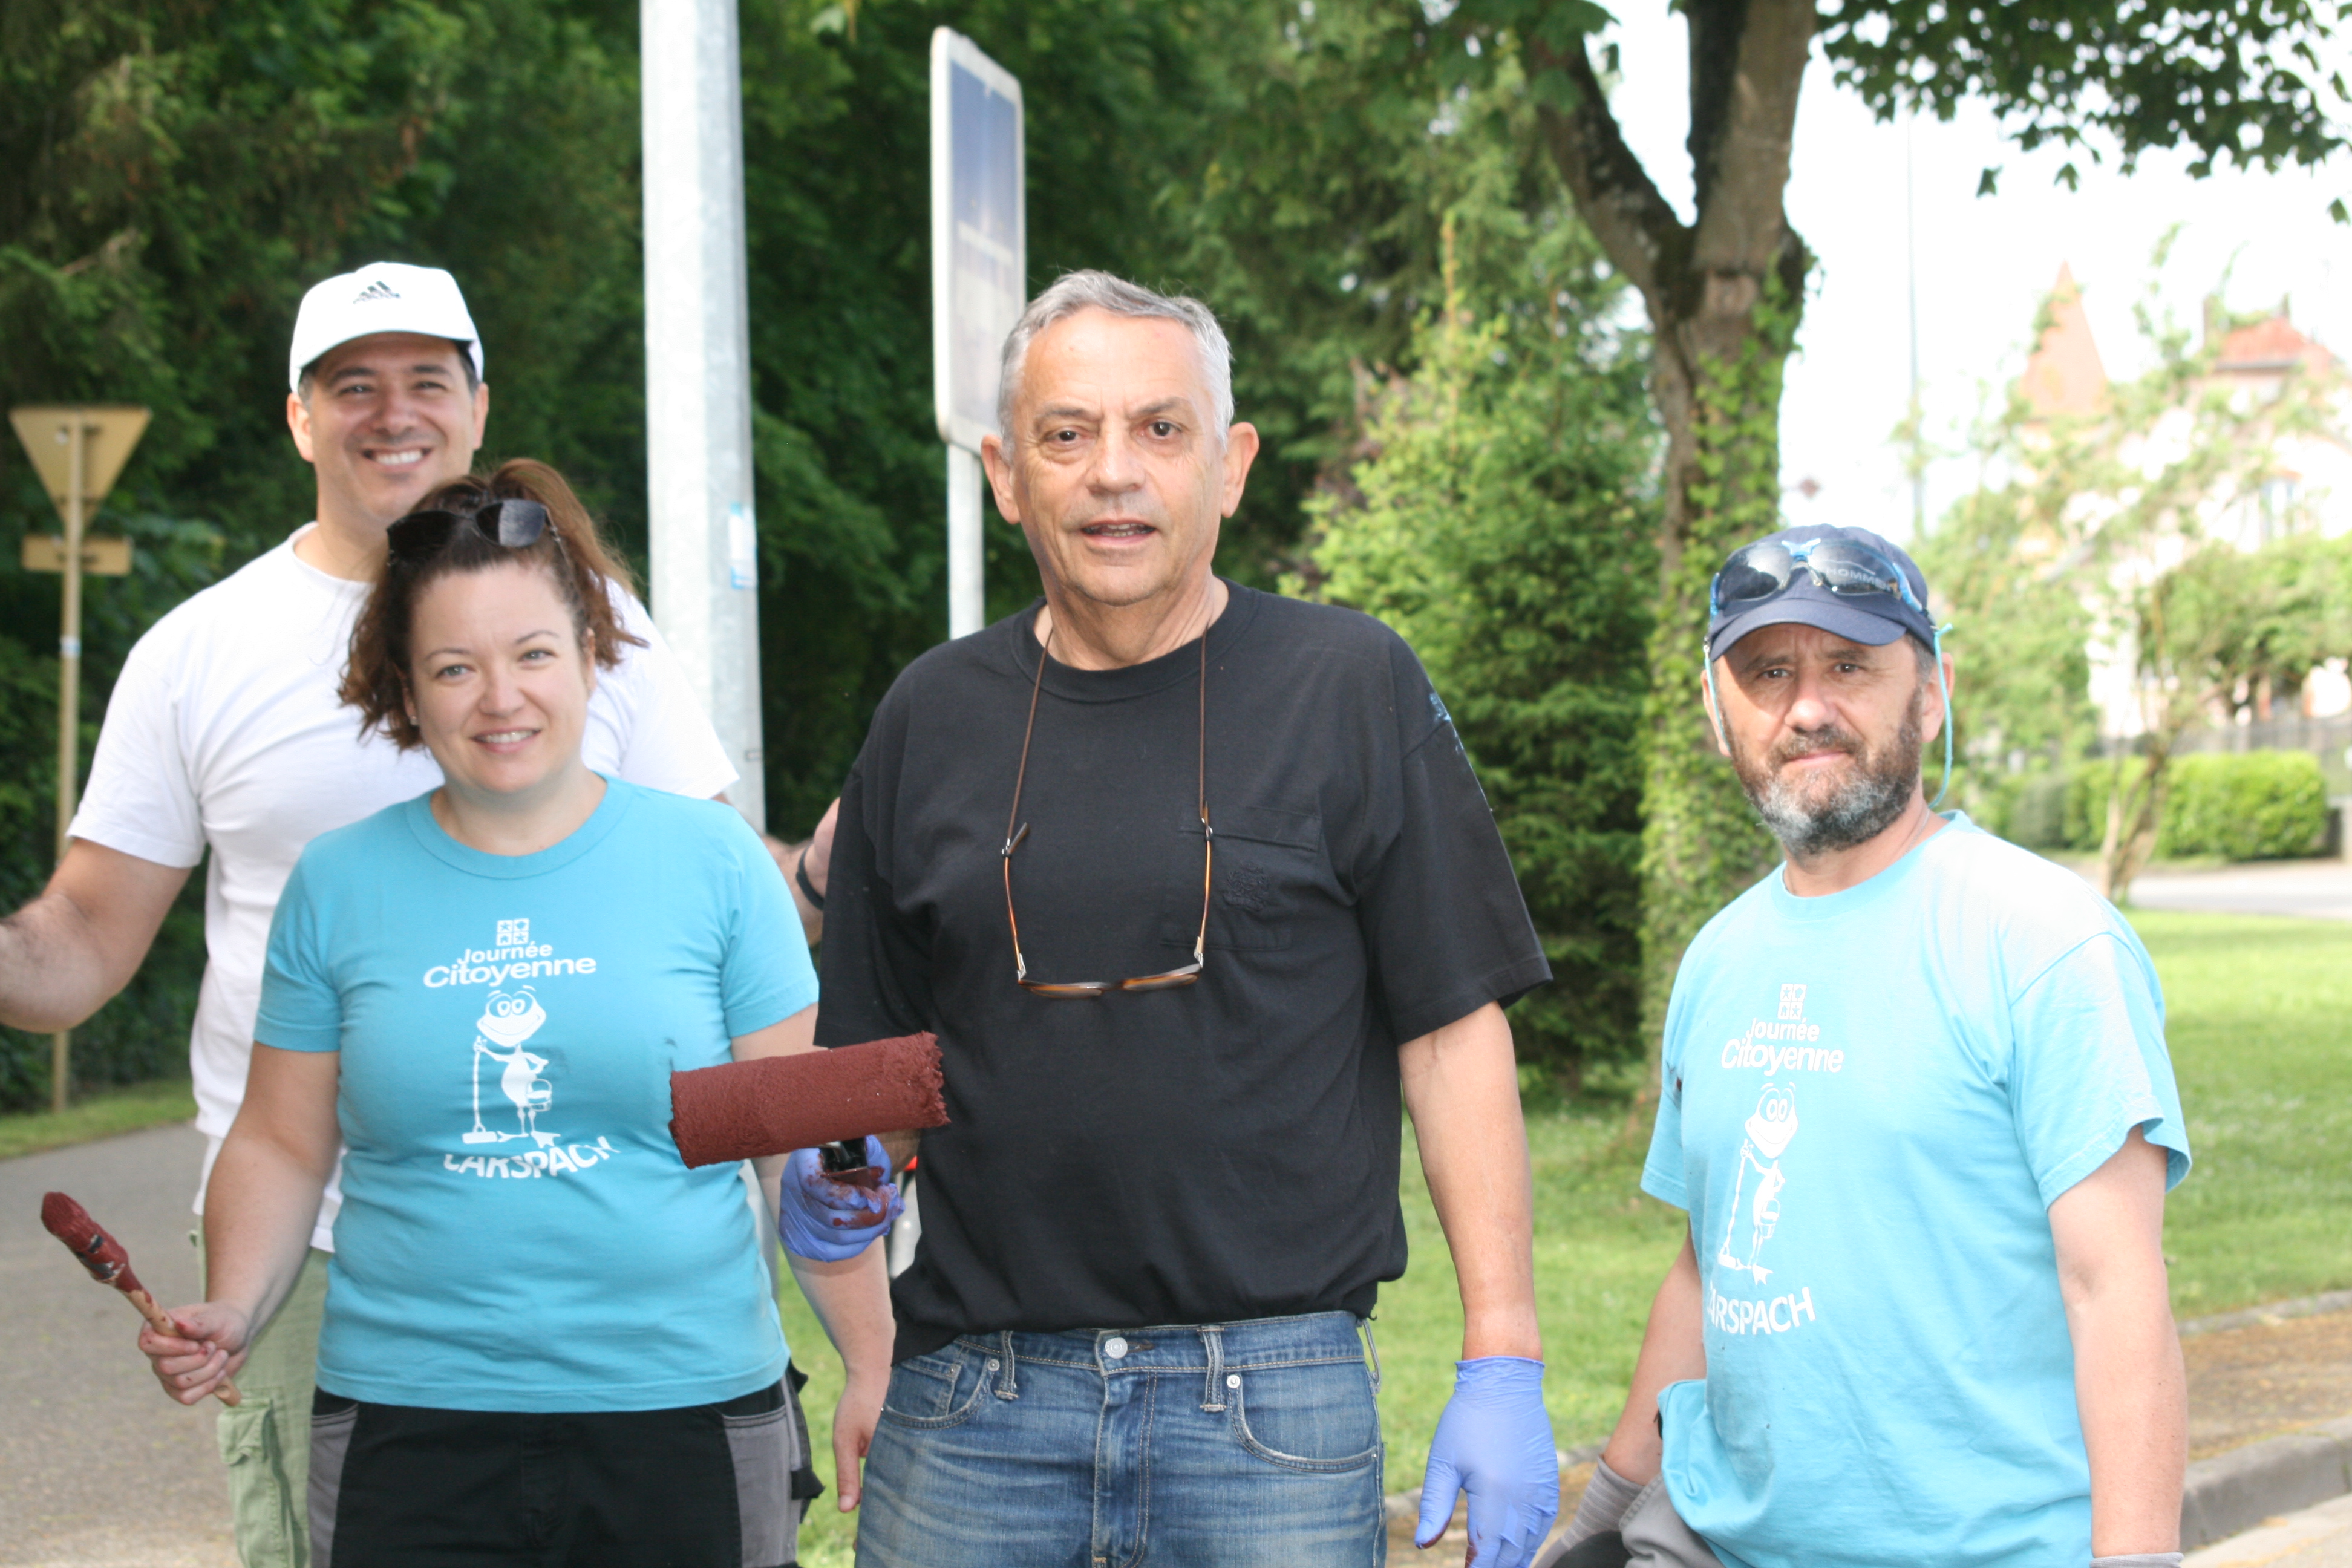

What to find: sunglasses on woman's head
left=385, top=498, right=551, bottom=566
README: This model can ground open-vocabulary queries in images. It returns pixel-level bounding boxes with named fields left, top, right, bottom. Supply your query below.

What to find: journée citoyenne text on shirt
left=70, top=526, right=735, bottom=1247
left=256, top=780, right=813, bottom=1411
left=1642, top=815, right=2189, bottom=1568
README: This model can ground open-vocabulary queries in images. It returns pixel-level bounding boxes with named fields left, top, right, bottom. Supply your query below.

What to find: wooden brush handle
left=128, top=1288, right=241, bottom=1407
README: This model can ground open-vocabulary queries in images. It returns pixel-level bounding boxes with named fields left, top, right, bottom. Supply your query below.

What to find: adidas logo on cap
left=290, top=261, right=481, bottom=392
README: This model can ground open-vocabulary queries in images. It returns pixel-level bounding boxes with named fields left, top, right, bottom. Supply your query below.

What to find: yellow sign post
left=9, top=406, right=150, bottom=1112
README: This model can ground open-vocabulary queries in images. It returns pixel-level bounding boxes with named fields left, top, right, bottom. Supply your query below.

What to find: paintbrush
left=40, top=1191, right=240, bottom=1406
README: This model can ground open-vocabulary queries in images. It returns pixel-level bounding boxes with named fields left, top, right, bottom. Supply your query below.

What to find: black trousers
left=309, top=1376, right=818, bottom=1568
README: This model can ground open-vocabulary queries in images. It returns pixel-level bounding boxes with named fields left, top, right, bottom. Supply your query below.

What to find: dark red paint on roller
left=41, top=1191, right=149, bottom=1299
left=670, top=1032, right=946, bottom=1169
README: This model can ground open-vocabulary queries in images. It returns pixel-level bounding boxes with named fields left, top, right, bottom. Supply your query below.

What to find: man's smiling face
left=287, top=332, right=488, bottom=538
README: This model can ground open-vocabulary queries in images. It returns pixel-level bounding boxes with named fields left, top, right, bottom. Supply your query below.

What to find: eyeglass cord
left=1002, top=616, right=1211, bottom=988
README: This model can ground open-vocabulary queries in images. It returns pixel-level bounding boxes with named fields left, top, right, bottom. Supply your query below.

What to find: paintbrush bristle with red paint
left=40, top=1191, right=240, bottom=1406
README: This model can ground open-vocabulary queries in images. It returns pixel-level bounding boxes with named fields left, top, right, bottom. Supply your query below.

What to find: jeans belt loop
left=995, top=1331, right=1020, bottom=1400
left=1200, top=1324, right=1227, bottom=1413
left=1361, top=1315, right=1382, bottom=1396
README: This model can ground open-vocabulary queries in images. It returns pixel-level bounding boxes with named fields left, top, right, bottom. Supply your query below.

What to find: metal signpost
left=639, top=0, right=785, bottom=1289
left=930, top=28, right=1025, bottom=639
left=9, top=405, right=149, bottom=1112
left=642, top=0, right=765, bottom=831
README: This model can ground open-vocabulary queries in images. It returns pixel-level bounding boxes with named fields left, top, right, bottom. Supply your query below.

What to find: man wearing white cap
left=0, top=261, right=815, bottom=1565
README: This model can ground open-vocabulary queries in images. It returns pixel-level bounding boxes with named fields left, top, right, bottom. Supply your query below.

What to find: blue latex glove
left=777, top=1137, right=903, bottom=1262
left=1416, top=1357, right=1560, bottom=1568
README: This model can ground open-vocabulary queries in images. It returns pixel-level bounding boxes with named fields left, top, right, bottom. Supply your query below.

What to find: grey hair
left=995, top=270, right=1234, bottom=442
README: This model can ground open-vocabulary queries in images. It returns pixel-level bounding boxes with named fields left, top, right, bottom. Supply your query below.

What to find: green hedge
left=2158, top=750, right=2328, bottom=860
left=1996, top=749, right=2329, bottom=860
left=2005, top=771, right=2071, bottom=850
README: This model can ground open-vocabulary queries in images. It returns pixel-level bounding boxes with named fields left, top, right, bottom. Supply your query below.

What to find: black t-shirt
left=816, top=584, right=1550, bottom=1361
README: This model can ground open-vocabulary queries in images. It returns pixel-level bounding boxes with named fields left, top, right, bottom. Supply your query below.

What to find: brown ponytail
left=341, top=457, right=648, bottom=751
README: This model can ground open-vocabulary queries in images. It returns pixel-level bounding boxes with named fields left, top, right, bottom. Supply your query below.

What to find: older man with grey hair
left=806, top=270, right=1562, bottom=1566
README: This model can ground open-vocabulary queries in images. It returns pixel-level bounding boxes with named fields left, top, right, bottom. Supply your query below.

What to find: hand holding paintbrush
left=40, top=1191, right=242, bottom=1407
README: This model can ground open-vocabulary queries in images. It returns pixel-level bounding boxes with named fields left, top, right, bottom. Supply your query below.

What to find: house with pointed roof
left=2011, top=265, right=2352, bottom=730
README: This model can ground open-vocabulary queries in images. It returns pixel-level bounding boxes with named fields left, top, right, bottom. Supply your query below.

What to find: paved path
left=2190, top=1492, right=2352, bottom=1566
left=2, top=1122, right=235, bottom=1567
left=2122, top=860, right=2352, bottom=920
left=2187, top=1309, right=2352, bottom=1459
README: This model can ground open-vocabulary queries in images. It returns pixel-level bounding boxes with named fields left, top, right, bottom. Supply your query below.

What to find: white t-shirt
left=69, top=526, right=739, bottom=1247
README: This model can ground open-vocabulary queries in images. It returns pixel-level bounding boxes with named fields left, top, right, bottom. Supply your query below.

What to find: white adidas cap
left=287, top=262, right=485, bottom=393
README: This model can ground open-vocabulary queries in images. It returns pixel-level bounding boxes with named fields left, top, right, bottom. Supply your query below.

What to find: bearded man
left=1540, top=525, right=2193, bottom=1568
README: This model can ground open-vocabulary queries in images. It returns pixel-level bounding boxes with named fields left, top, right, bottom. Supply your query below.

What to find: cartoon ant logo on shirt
left=462, top=987, right=559, bottom=1147
left=1717, top=1081, right=1798, bottom=1285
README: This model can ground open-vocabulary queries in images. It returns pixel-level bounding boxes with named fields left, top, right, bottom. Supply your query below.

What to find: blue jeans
left=856, top=1312, right=1385, bottom=1568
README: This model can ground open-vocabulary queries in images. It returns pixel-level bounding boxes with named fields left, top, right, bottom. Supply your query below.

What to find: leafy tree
left=1437, top=0, right=2350, bottom=1054
left=1299, top=165, right=1657, bottom=1088
left=2114, top=532, right=2352, bottom=887
left=1, top=0, right=483, bottom=1103
left=1924, top=263, right=2344, bottom=902
left=1, top=0, right=1685, bottom=1105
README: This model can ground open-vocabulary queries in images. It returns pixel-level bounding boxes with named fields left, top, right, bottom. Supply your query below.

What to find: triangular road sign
left=9, top=406, right=152, bottom=518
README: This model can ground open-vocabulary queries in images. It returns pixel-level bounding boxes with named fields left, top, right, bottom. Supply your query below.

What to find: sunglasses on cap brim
left=1710, top=537, right=1926, bottom=619
left=385, top=498, right=552, bottom=566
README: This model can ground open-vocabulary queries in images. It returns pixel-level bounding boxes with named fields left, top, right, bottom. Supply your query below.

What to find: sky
left=1596, top=5, right=2352, bottom=544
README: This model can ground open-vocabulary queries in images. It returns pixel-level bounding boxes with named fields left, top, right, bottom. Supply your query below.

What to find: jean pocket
left=1227, top=1359, right=1380, bottom=1473
left=878, top=1345, right=991, bottom=1430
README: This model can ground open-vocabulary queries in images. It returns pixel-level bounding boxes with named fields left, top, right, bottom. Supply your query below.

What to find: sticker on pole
left=727, top=502, right=757, bottom=590
left=930, top=29, right=1025, bottom=456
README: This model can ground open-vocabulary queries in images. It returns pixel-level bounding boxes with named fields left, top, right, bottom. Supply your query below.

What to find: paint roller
left=669, top=1031, right=946, bottom=1191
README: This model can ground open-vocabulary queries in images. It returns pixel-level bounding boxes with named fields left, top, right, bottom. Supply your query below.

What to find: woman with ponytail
left=137, top=460, right=893, bottom=1567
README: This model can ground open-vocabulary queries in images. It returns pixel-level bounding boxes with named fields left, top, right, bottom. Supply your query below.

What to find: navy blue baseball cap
left=1704, top=523, right=1936, bottom=662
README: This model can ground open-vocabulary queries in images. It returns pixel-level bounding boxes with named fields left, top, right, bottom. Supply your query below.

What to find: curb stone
left=2182, top=1414, right=2352, bottom=1551
left=1393, top=1422, right=2352, bottom=1553
left=1380, top=1296, right=2352, bottom=1549
left=2175, top=1292, right=2352, bottom=1549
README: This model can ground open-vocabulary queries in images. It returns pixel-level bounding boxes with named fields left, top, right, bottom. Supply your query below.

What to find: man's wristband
left=794, top=849, right=826, bottom=912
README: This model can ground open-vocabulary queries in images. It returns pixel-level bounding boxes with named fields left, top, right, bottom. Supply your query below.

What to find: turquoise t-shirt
left=256, top=779, right=818, bottom=1413
left=1641, top=814, right=2190, bottom=1568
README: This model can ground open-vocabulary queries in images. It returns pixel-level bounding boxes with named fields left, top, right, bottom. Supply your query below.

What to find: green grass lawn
left=775, top=908, right=2352, bottom=1563
left=0, top=1077, right=196, bottom=1161
left=2135, top=910, right=2352, bottom=1316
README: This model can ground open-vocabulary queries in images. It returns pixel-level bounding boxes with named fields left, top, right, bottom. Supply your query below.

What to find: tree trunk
left=1528, top=0, right=1812, bottom=1094
left=2096, top=744, right=2169, bottom=904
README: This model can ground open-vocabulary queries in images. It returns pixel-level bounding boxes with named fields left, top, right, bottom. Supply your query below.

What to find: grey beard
left=1732, top=696, right=1925, bottom=860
